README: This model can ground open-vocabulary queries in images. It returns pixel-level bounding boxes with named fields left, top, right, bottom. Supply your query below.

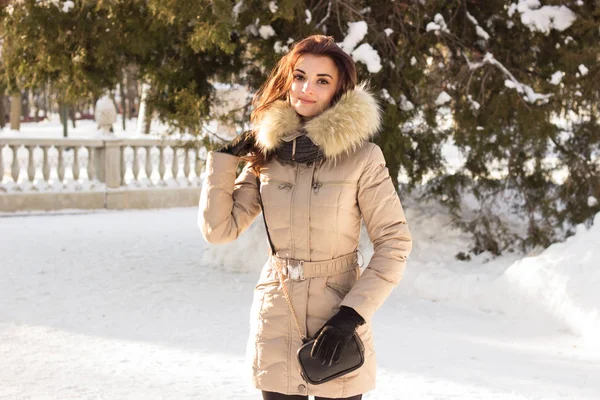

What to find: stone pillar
left=95, top=139, right=122, bottom=188
left=104, top=140, right=122, bottom=188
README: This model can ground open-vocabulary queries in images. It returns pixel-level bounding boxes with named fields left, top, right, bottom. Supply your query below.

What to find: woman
left=198, top=35, right=412, bottom=400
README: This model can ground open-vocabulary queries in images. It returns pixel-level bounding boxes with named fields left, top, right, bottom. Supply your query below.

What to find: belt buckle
left=286, top=259, right=305, bottom=281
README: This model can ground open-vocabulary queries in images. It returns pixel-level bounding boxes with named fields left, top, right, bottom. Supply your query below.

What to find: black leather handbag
left=297, top=334, right=365, bottom=385
left=256, top=177, right=365, bottom=385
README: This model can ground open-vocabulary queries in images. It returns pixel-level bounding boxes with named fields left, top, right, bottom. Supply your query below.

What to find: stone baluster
left=183, top=148, right=191, bottom=184
left=11, top=145, right=20, bottom=183
left=171, top=146, right=179, bottom=183
left=42, top=146, right=51, bottom=182
left=72, top=146, right=80, bottom=182
left=132, top=146, right=140, bottom=184
left=57, top=146, right=66, bottom=184
left=120, top=145, right=127, bottom=185
left=87, top=146, right=97, bottom=182
left=27, top=145, right=36, bottom=185
left=158, top=145, right=166, bottom=185
left=145, top=146, right=153, bottom=185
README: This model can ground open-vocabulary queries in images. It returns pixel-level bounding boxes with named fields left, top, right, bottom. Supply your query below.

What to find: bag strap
left=256, top=176, right=277, bottom=255
left=256, top=176, right=307, bottom=342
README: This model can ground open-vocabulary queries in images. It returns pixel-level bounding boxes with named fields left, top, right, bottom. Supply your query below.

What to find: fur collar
left=255, top=83, right=382, bottom=160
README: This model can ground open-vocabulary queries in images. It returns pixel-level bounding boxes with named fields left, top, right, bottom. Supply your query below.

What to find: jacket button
left=298, top=384, right=306, bottom=393
left=307, top=162, right=313, bottom=168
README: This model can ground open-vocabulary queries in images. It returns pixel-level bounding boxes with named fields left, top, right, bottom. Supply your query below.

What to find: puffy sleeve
left=339, top=144, right=413, bottom=322
left=197, top=151, right=261, bottom=244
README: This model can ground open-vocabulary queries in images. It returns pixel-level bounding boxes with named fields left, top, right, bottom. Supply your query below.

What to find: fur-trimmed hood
left=255, top=83, right=382, bottom=160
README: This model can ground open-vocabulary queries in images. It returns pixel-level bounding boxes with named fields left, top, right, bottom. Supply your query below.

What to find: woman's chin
left=292, top=105, right=320, bottom=118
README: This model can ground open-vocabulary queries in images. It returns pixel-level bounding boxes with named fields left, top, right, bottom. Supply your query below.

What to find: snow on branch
left=507, top=1, right=576, bottom=34
left=466, top=11, right=490, bottom=41
left=464, top=52, right=553, bottom=104
left=316, top=1, right=332, bottom=30
left=426, top=14, right=450, bottom=34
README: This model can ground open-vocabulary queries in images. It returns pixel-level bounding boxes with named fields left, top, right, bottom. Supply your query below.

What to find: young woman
left=198, top=35, right=412, bottom=400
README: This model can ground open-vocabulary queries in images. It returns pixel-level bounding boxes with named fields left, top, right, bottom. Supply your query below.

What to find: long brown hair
left=245, top=35, right=358, bottom=175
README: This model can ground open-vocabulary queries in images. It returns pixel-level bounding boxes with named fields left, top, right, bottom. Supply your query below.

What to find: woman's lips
left=298, top=97, right=316, bottom=104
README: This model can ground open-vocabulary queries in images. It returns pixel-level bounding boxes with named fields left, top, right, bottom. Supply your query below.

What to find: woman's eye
left=318, top=79, right=329, bottom=85
left=294, top=75, right=305, bottom=81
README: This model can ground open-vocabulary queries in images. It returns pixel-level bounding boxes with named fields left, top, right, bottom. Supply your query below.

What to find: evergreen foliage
left=1, top=0, right=598, bottom=255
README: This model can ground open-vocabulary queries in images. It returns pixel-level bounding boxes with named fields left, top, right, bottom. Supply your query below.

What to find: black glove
left=216, top=130, right=256, bottom=157
left=310, top=306, right=365, bottom=366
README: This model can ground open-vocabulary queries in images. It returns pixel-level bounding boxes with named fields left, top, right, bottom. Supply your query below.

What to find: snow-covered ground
left=1, top=198, right=599, bottom=399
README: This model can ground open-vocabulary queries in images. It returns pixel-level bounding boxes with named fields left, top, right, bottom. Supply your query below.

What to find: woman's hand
left=216, top=130, right=256, bottom=157
left=310, top=306, right=365, bottom=366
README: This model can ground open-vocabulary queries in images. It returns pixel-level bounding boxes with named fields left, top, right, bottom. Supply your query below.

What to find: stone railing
left=0, top=137, right=205, bottom=212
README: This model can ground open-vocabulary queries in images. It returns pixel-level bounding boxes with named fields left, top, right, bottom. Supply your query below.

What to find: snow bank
left=497, top=214, right=600, bottom=339
left=399, top=196, right=600, bottom=340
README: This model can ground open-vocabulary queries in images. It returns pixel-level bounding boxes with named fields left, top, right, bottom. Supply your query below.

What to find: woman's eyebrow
left=294, top=69, right=333, bottom=79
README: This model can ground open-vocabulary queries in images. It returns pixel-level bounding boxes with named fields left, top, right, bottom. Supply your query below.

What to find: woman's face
left=289, top=54, right=340, bottom=118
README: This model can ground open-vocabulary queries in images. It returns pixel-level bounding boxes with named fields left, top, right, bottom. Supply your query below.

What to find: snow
left=549, top=71, right=565, bottom=85
left=61, top=0, right=74, bottom=12
left=1, top=201, right=599, bottom=399
left=268, top=1, right=278, bottom=13
left=273, top=41, right=289, bottom=54
left=435, top=91, right=452, bottom=106
left=467, top=94, right=481, bottom=111
left=232, top=0, right=244, bottom=20
left=339, top=21, right=368, bottom=53
left=510, top=1, right=577, bottom=34
left=384, top=28, right=393, bottom=37
left=469, top=53, right=552, bottom=104
left=589, top=196, right=598, bottom=207
left=466, top=12, right=490, bottom=40
left=399, top=94, right=414, bottom=112
left=426, top=14, right=450, bottom=34
left=381, top=89, right=396, bottom=105
left=305, top=9, right=312, bottom=24
left=578, top=64, right=589, bottom=76
left=410, top=56, right=417, bottom=66
left=258, top=25, right=276, bottom=39
left=351, top=43, right=382, bottom=73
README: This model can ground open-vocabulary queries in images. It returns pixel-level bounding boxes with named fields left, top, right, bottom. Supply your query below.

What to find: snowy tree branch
left=315, top=1, right=332, bottom=31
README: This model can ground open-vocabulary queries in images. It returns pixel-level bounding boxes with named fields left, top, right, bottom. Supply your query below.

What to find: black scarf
left=274, top=132, right=325, bottom=164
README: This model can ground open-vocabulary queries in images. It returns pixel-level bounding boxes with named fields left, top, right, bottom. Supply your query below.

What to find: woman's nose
left=302, top=81, right=313, bottom=94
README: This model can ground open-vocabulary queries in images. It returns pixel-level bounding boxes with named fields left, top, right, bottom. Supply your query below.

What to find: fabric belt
left=269, top=251, right=358, bottom=281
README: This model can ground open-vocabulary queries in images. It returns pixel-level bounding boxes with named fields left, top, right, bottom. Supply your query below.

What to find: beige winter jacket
left=198, top=85, right=412, bottom=397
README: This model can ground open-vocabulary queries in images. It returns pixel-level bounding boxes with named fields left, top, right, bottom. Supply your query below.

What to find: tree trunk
left=126, top=65, right=139, bottom=119
left=69, top=104, right=76, bottom=129
left=59, top=101, right=68, bottom=137
left=120, top=76, right=127, bottom=131
left=0, top=94, right=5, bottom=129
left=136, top=83, right=151, bottom=135
left=10, top=91, right=22, bottom=131
left=144, top=102, right=153, bottom=134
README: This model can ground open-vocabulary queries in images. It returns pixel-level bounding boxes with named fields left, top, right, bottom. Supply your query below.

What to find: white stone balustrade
left=0, top=137, right=204, bottom=212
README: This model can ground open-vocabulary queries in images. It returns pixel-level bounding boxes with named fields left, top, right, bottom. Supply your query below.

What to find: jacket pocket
left=325, top=281, right=352, bottom=299
left=324, top=268, right=358, bottom=299
left=313, top=179, right=357, bottom=194
left=255, top=279, right=280, bottom=291
left=260, top=176, right=294, bottom=190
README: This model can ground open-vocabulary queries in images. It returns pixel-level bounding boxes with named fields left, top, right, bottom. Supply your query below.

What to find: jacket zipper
left=289, top=163, right=300, bottom=258
left=307, top=162, right=316, bottom=260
